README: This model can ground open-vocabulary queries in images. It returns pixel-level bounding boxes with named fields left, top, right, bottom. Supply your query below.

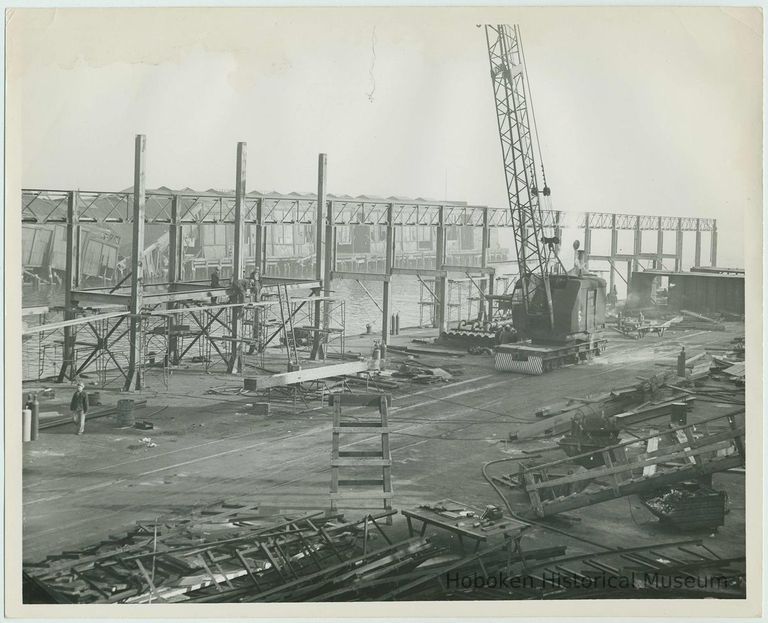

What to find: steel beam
left=442, top=264, right=496, bottom=275
left=331, top=271, right=389, bottom=282
left=124, top=135, right=147, bottom=391
left=21, top=187, right=718, bottom=232
left=391, top=267, right=448, bottom=278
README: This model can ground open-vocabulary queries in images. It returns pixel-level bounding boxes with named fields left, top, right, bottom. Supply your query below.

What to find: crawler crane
left=484, top=24, right=607, bottom=374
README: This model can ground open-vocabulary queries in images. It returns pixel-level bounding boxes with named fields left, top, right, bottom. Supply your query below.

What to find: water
left=21, top=266, right=518, bottom=381
left=22, top=264, right=519, bottom=335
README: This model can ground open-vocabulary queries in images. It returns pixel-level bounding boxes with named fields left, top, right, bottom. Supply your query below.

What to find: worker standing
left=677, top=346, right=687, bottom=378
left=70, top=382, right=89, bottom=435
left=210, top=268, right=220, bottom=303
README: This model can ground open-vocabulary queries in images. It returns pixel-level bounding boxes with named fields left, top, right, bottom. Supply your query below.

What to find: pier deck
left=21, top=324, right=745, bottom=567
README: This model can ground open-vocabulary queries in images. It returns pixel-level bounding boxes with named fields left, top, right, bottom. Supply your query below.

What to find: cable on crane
left=516, top=24, right=549, bottom=196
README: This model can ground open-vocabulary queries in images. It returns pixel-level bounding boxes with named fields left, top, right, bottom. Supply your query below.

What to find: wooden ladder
left=277, top=284, right=298, bottom=364
left=330, top=393, right=393, bottom=523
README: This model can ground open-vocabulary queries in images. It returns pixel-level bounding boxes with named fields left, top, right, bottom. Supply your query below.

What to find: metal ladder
left=330, top=393, right=393, bottom=523
left=277, top=284, right=298, bottom=364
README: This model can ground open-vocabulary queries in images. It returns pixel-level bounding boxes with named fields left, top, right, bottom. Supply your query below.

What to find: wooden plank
left=643, top=432, right=659, bottom=477
left=677, top=429, right=698, bottom=465
left=329, top=393, right=392, bottom=407
left=331, top=458, right=391, bottom=467
left=243, top=360, right=369, bottom=390
left=332, top=426, right=390, bottom=433
left=329, top=491, right=395, bottom=500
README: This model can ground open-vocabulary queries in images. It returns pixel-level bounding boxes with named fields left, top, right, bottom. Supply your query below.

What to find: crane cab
left=515, top=273, right=606, bottom=343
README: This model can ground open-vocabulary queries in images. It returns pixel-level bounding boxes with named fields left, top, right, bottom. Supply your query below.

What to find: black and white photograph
left=5, top=5, right=762, bottom=618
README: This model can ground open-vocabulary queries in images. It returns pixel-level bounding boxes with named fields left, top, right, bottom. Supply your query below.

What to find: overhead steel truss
left=21, top=188, right=716, bottom=231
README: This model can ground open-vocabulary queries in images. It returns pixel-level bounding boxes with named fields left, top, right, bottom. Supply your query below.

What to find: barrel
left=117, top=399, right=136, bottom=426
left=30, top=397, right=39, bottom=441
left=22, top=409, right=32, bottom=442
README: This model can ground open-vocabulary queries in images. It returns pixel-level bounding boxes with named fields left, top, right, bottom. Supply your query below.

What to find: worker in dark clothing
left=70, top=382, right=89, bottom=435
left=677, top=346, right=687, bottom=378
left=210, top=268, right=220, bottom=304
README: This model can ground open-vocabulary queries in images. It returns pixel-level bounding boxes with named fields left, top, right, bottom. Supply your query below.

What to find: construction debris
left=510, top=372, right=674, bottom=440
left=514, top=410, right=744, bottom=518
left=23, top=497, right=745, bottom=602
left=640, top=483, right=728, bottom=531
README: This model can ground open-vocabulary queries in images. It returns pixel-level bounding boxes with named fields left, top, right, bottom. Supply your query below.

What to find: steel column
left=675, top=219, right=684, bottom=272
left=311, top=154, right=328, bottom=359
left=632, top=216, right=641, bottom=274
left=710, top=221, right=718, bottom=266
left=124, top=135, right=147, bottom=391
left=227, top=142, right=246, bottom=373
left=608, top=214, right=617, bottom=291
left=381, top=204, right=394, bottom=344
left=57, top=191, right=79, bottom=382
left=656, top=216, right=664, bottom=269
left=254, top=198, right=264, bottom=275
left=74, top=225, right=82, bottom=289
left=478, top=208, right=490, bottom=319
left=167, top=195, right=181, bottom=365
left=583, top=212, right=591, bottom=267
left=434, top=207, right=447, bottom=332
left=694, top=218, right=702, bottom=267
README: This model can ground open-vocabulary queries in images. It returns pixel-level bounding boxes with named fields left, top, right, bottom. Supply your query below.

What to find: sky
left=8, top=6, right=762, bottom=268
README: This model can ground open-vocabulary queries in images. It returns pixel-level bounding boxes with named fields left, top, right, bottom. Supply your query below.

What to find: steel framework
left=21, top=133, right=720, bottom=386
left=21, top=190, right=716, bottom=231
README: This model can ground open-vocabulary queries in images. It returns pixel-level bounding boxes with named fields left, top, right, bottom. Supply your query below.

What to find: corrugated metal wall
left=668, top=274, right=744, bottom=314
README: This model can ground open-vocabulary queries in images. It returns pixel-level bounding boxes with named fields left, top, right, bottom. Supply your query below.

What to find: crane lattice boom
left=484, top=24, right=555, bottom=330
